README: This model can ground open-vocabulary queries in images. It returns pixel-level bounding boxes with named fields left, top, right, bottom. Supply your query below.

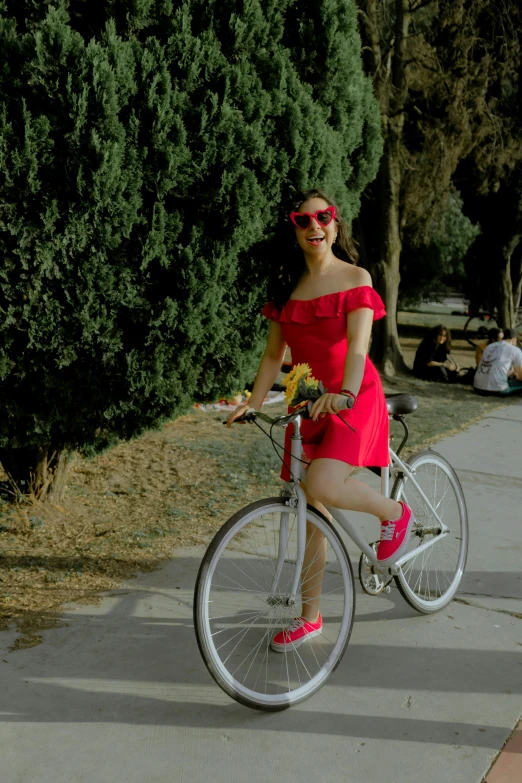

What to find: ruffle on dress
left=261, top=286, right=386, bottom=324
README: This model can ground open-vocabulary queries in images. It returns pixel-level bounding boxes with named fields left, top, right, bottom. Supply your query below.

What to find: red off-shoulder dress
left=262, top=286, right=389, bottom=482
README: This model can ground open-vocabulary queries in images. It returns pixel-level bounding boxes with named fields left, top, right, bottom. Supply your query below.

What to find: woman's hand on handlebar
left=309, top=393, right=347, bottom=422
left=226, top=403, right=253, bottom=428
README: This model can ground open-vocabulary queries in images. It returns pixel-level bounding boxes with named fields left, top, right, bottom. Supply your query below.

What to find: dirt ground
left=0, top=312, right=513, bottom=650
left=0, top=417, right=281, bottom=649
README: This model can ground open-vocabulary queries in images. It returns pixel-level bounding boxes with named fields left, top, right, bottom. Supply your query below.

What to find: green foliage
left=0, top=0, right=381, bottom=463
left=399, top=193, right=480, bottom=306
left=453, top=1, right=522, bottom=323
left=459, top=162, right=522, bottom=318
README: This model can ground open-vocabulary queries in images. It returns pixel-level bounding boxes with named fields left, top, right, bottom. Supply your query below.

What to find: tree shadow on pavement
left=0, top=555, right=521, bottom=751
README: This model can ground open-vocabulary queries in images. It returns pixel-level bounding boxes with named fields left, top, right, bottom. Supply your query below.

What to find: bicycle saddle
left=385, top=393, right=418, bottom=416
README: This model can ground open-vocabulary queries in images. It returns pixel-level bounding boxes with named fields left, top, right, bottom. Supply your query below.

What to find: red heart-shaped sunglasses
left=289, top=205, right=337, bottom=230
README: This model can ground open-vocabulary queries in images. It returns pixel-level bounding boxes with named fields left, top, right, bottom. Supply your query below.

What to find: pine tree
left=0, top=0, right=380, bottom=499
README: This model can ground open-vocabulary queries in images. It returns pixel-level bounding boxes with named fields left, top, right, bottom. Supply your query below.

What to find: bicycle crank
left=358, top=542, right=393, bottom=596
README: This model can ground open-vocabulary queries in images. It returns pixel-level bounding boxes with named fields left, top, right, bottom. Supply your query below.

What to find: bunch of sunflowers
left=283, top=363, right=326, bottom=408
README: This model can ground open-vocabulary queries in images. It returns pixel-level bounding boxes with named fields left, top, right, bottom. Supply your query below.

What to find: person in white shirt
left=474, top=328, right=522, bottom=396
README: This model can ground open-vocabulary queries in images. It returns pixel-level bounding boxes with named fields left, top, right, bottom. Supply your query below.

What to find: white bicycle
left=194, top=393, right=468, bottom=711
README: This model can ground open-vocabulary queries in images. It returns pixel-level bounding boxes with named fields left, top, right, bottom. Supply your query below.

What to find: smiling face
left=293, top=197, right=338, bottom=256
left=437, top=330, right=447, bottom=344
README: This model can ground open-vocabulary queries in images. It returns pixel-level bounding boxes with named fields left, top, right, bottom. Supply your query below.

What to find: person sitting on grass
left=475, top=326, right=504, bottom=366
left=474, top=328, right=522, bottom=396
left=413, top=324, right=459, bottom=383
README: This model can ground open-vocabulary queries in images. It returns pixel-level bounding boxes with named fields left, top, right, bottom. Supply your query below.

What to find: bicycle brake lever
left=223, top=407, right=259, bottom=425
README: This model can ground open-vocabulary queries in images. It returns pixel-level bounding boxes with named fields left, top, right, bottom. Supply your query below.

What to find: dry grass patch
left=0, top=413, right=284, bottom=649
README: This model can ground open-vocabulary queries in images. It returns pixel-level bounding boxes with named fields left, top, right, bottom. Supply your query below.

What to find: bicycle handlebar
left=226, top=395, right=351, bottom=427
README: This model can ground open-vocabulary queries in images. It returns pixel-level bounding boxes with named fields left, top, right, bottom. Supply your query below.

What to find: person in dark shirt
left=413, top=324, right=459, bottom=383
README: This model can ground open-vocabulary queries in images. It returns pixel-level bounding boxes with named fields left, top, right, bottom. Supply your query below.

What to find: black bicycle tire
left=390, top=450, right=469, bottom=614
left=193, top=497, right=355, bottom=712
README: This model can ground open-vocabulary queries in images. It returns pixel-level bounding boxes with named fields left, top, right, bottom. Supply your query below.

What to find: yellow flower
left=284, top=377, right=299, bottom=405
left=284, top=363, right=311, bottom=387
left=283, top=363, right=320, bottom=406
left=283, top=364, right=308, bottom=404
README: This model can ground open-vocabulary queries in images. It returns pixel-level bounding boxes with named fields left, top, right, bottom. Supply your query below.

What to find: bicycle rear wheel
left=194, top=498, right=355, bottom=711
left=391, top=450, right=468, bottom=613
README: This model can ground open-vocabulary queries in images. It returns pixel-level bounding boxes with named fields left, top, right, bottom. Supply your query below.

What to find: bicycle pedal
left=359, top=543, right=394, bottom=595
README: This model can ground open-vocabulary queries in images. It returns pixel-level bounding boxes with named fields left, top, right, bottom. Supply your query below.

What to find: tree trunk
left=371, top=246, right=409, bottom=375
left=0, top=445, right=74, bottom=502
left=498, top=266, right=515, bottom=330
left=370, top=124, right=410, bottom=374
left=497, top=236, right=521, bottom=329
left=366, top=0, right=411, bottom=375
left=512, top=244, right=522, bottom=323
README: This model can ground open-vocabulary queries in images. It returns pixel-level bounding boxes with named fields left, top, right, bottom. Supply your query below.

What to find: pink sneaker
left=377, top=501, right=414, bottom=567
left=270, top=615, right=322, bottom=653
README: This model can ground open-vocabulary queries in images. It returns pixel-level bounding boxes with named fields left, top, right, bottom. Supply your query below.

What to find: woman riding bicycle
left=227, top=189, right=414, bottom=651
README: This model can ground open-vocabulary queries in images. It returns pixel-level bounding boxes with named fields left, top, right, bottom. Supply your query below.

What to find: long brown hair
left=431, top=324, right=452, bottom=352
left=268, top=189, right=359, bottom=309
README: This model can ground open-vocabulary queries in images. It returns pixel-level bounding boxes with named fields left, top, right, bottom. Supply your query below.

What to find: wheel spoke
left=195, top=502, right=354, bottom=708
left=393, top=452, right=468, bottom=612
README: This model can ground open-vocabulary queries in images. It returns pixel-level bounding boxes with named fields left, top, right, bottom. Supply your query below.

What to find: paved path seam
left=486, top=416, right=522, bottom=424
left=454, top=467, right=522, bottom=488
left=454, top=597, right=522, bottom=620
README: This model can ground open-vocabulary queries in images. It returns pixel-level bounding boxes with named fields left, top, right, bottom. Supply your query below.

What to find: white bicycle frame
left=270, top=413, right=449, bottom=603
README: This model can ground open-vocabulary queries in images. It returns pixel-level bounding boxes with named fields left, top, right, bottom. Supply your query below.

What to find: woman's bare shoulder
left=341, top=263, right=372, bottom=290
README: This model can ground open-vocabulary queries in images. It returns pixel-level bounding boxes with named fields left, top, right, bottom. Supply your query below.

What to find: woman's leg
left=270, top=482, right=330, bottom=649
left=298, top=461, right=401, bottom=623
left=289, top=458, right=405, bottom=627
left=300, top=482, right=330, bottom=623
left=305, top=458, right=402, bottom=522
left=426, top=366, right=449, bottom=383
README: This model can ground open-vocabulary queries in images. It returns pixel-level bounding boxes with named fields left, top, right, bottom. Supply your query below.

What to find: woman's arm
left=226, top=322, right=287, bottom=426
left=341, top=307, right=374, bottom=395
left=309, top=306, right=374, bottom=421
left=426, top=344, right=444, bottom=367
left=506, top=345, right=522, bottom=379
left=248, top=322, right=287, bottom=409
left=309, top=267, right=377, bottom=420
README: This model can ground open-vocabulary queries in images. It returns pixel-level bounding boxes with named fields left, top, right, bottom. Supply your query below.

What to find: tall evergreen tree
left=0, top=0, right=381, bottom=499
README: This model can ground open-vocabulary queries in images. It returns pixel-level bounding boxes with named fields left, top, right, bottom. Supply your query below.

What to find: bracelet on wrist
left=339, top=389, right=357, bottom=408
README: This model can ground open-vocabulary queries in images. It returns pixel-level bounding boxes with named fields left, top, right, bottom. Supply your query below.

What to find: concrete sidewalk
left=1, top=403, right=521, bottom=783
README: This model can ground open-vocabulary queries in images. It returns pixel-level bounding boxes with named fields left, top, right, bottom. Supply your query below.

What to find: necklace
left=309, top=257, right=336, bottom=278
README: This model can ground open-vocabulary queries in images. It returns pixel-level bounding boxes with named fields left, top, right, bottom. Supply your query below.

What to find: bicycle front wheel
left=391, top=450, right=468, bottom=613
left=194, top=498, right=355, bottom=711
